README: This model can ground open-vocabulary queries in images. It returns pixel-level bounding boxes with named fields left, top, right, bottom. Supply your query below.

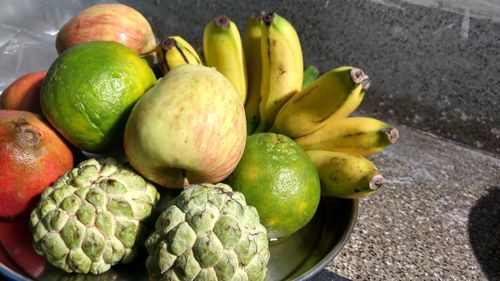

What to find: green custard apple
left=30, top=158, right=160, bottom=274
left=145, top=183, right=270, bottom=281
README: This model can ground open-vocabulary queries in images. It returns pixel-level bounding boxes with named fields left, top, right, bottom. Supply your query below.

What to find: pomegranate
left=0, top=110, right=73, bottom=219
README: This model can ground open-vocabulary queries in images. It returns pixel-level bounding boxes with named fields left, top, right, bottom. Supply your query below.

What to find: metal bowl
left=0, top=197, right=357, bottom=281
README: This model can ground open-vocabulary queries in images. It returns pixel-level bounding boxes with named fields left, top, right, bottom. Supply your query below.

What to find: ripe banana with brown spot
left=155, top=36, right=202, bottom=75
left=271, top=66, right=370, bottom=138
left=243, top=11, right=265, bottom=135
left=306, top=150, right=383, bottom=199
left=203, top=15, right=247, bottom=104
left=295, top=117, right=399, bottom=156
left=255, top=12, right=303, bottom=132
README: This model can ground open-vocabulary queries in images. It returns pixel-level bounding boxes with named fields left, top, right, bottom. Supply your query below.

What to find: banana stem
left=214, top=15, right=230, bottom=28
left=251, top=11, right=266, bottom=20
left=263, top=12, right=275, bottom=26
left=383, top=128, right=400, bottom=144
left=351, top=68, right=371, bottom=90
left=369, top=175, right=384, bottom=191
left=161, top=38, right=177, bottom=51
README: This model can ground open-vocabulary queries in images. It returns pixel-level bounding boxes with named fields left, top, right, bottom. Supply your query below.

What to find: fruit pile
left=0, top=3, right=399, bottom=280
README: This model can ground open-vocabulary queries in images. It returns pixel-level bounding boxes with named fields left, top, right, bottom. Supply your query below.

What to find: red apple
left=56, top=3, right=156, bottom=55
left=0, top=71, right=46, bottom=115
left=0, top=110, right=74, bottom=219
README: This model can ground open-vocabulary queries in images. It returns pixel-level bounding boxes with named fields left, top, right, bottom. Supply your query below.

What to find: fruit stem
left=383, top=128, right=400, bottom=144
left=251, top=11, right=266, bottom=20
left=214, top=16, right=230, bottom=28
left=351, top=68, right=371, bottom=90
left=263, top=12, right=275, bottom=26
left=161, top=38, right=177, bottom=51
left=369, top=175, right=384, bottom=191
left=182, top=170, right=191, bottom=189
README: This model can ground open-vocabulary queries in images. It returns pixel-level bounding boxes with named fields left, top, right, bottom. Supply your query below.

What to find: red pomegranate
left=0, top=110, right=74, bottom=219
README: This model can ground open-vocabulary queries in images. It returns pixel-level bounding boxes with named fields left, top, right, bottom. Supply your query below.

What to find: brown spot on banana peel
left=278, top=65, right=286, bottom=75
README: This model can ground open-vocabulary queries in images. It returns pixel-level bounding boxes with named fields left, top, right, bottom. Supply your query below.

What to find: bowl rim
left=291, top=198, right=358, bottom=280
left=0, top=199, right=358, bottom=281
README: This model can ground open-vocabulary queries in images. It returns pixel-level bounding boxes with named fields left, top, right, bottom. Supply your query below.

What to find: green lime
left=226, top=133, right=321, bottom=238
left=41, top=41, right=156, bottom=153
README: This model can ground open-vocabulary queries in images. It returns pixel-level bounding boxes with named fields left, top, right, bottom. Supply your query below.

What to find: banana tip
left=263, top=12, right=275, bottom=25
left=161, top=38, right=177, bottom=50
left=251, top=11, right=266, bottom=20
left=214, top=15, right=230, bottom=28
left=369, top=175, right=384, bottom=191
left=351, top=68, right=370, bottom=90
left=384, top=128, right=399, bottom=144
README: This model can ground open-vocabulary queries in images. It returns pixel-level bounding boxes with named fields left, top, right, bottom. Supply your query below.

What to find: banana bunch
left=154, top=36, right=202, bottom=75
left=150, top=12, right=399, bottom=199
left=266, top=64, right=398, bottom=199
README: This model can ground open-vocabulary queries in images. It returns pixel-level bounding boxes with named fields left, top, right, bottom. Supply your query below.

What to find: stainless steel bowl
left=0, top=197, right=357, bottom=281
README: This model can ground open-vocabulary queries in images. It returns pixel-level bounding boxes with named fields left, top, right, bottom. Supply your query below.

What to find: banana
left=302, top=65, right=319, bottom=89
left=306, top=150, right=383, bottom=199
left=243, top=11, right=265, bottom=134
left=295, top=117, right=399, bottom=155
left=203, top=15, right=247, bottom=103
left=155, top=36, right=202, bottom=75
left=270, top=66, right=371, bottom=138
left=255, top=12, right=303, bottom=133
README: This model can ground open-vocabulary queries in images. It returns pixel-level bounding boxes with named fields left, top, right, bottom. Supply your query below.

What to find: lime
left=226, top=133, right=321, bottom=238
left=40, top=41, right=156, bottom=153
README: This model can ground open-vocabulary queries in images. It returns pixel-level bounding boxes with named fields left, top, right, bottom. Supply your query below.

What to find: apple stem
left=182, top=170, right=190, bottom=189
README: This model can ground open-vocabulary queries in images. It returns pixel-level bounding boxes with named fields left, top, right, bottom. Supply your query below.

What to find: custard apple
left=30, top=158, right=160, bottom=274
left=145, top=183, right=270, bottom=281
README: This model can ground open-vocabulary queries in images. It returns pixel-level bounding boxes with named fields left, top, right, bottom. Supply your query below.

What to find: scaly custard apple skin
left=30, top=158, right=160, bottom=274
left=145, top=183, right=270, bottom=281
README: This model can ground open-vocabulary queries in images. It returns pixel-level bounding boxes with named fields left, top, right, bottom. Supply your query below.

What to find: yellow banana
left=306, top=150, right=383, bottom=199
left=203, top=15, right=247, bottom=103
left=255, top=12, right=303, bottom=132
left=243, top=11, right=265, bottom=134
left=295, top=117, right=399, bottom=155
left=155, top=36, right=202, bottom=75
left=271, top=66, right=371, bottom=137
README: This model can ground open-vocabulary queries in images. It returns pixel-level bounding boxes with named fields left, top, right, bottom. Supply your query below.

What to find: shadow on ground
left=310, top=270, right=351, bottom=281
left=468, top=187, right=500, bottom=281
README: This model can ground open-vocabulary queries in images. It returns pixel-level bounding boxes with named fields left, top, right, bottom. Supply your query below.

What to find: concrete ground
left=325, top=123, right=500, bottom=280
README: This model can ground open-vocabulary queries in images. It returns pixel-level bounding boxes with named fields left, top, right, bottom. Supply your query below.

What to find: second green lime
left=226, top=133, right=321, bottom=238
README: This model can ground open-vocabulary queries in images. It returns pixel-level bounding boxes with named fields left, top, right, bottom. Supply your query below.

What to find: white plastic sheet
left=0, top=0, right=114, bottom=92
